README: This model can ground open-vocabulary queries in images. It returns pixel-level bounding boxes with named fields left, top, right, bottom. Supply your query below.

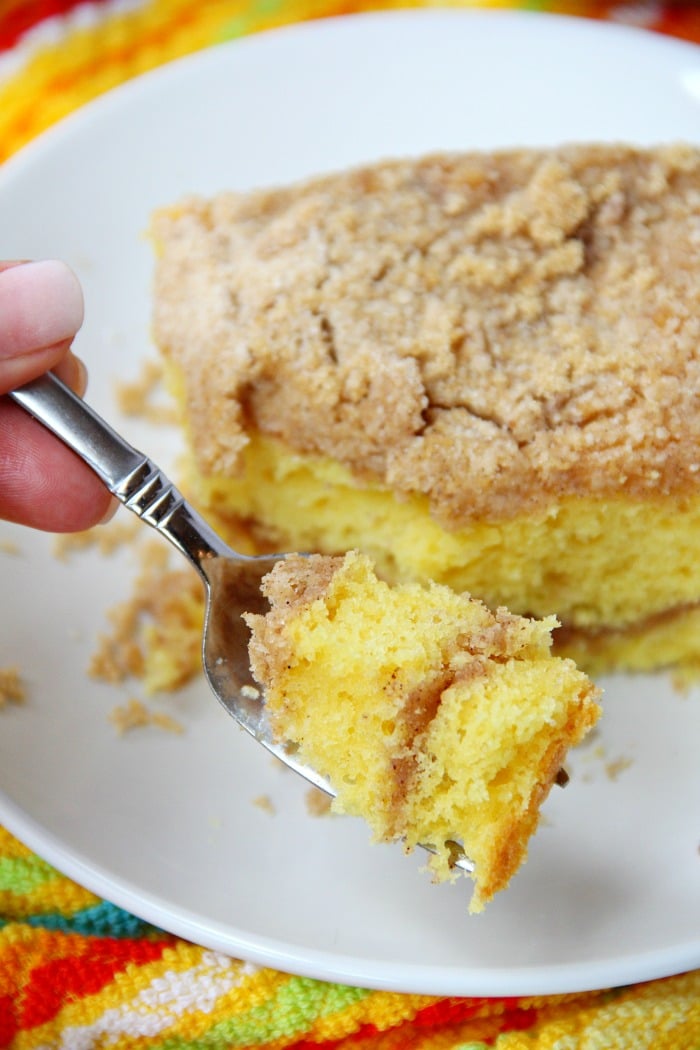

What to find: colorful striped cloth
left=2, top=2, right=700, bottom=1047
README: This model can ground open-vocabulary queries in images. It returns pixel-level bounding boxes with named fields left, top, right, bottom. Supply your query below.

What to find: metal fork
left=10, top=371, right=473, bottom=873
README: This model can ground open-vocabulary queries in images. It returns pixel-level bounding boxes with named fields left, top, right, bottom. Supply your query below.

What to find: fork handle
left=9, top=372, right=232, bottom=575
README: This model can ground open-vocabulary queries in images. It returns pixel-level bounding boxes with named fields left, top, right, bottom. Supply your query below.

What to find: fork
left=11, top=372, right=473, bottom=872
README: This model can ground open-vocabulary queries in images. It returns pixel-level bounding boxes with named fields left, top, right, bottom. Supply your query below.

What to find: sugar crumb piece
left=241, top=684, right=261, bottom=700
left=253, top=794, right=276, bottom=815
left=305, top=787, right=333, bottom=817
left=109, top=697, right=151, bottom=734
left=671, top=663, right=700, bottom=694
left=109, top=697, right=185, bottom=735
left=53, top=519, right=139, bottom=561
left=90, top=619, right=146, bottom=684
left=571, top=735, right=634, bottom=783
left=0, top=538, right=20, bottom=556
left=89, top=541, right=203, bottom=694
left=605, top=756, right=634, bottom=781
left=0, top=667, right=26, bottom=708
left=114, top=358, right=179, bottom=425
left=150, top=710, right=185, bottom=735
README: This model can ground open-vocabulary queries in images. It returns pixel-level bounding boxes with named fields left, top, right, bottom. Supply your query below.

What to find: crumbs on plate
left=305, top=787, right=333, bottom=818
left=114, top=357, right=180, bottom=426
left=53, top=518, right=140, bottom=560
left=0, top=666, right=26, bottom=708
left=109, top=697, right=184, bottom=736
left=253, top=794, right=276, bottom=815
left=88, top=538, right=203, bottom=695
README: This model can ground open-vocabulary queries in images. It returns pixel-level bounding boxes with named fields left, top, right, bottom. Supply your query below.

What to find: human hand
left=0, top=260, right=115, bottom=531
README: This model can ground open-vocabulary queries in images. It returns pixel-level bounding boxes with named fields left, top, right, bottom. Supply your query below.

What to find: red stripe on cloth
left=0, top=995, right=17, bottom=1050
left=412, top=998, right=493, bottom=1026
left=18, top=937, right=170, bottom=1030
left=655, top=10, right=700, bottom=44
left=414, top=995, right=537, bottom=1032
left=284, top=999, right=512, bottom=1050
left=0, top=0, right=110, bottom=51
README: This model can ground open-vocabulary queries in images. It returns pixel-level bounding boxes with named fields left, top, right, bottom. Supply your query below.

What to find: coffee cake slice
left=151, top=144, right=700, bottom=673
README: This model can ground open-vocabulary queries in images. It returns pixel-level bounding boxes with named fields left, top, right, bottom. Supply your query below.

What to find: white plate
left=2, top=10, right=700, bottom=997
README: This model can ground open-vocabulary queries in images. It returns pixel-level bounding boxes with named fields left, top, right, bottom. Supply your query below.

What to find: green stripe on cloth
left=160, top=976, right=370, bottom=1048
left=0, top=855, right=55, bottom=894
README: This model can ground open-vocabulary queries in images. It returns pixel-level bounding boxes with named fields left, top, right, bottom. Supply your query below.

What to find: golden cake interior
left=246, top=551, right=601, bottom=913
left=181, top=428, right=700, bottom=673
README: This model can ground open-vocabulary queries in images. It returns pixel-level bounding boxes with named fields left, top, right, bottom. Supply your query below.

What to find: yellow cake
left=151, top=143, right=700, bottom=673
left=245, top=551, right=600, bottom=912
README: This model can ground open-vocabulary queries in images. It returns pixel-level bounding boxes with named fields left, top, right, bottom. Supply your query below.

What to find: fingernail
left=0, top=260, right=84, bottom=357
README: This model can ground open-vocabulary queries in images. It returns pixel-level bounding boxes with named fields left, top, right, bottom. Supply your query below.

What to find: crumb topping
left=153, top=143, right=700, bottom=524
left=246, top=553, right=342, bottom=685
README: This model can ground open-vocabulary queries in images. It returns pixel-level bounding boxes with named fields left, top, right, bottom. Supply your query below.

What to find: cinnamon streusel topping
left=152, top=143, right=700, bottom=525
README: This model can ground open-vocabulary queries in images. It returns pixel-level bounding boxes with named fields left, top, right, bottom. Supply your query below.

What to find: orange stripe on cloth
left=0, top=925, right=171, bottom=1046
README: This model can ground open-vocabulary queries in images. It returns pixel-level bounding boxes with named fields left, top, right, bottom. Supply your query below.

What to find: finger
left=0, top=262, right=88, bottom=395
left=54, top=349, right=88, bottom=396
left=0, top=260, right=84, bottom=395
left=0, top=398, right=114, bottom=532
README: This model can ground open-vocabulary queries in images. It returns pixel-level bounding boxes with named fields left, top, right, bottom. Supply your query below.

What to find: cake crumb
left=253, top=794, right=276, bottom=815
left=572, top=737, right=634, bottom=783
left=150, top=710, right=185, bottom=735
left=605, top=756, right=634, bottom=781
left=109, top=697, right=184, bottom=735
left=305, top=787, right=333, bottom=817
left=54, top=519, right=139, bottom=560
left=89, top=540, right=203, bottom=694
left=114, top=358, right=179, bottom=425
left=0, top=667, right=25, bottom=708
left=109, top=697, right=151, bottom=733
left=671, top=663, right=700, bottom=693
left=0, top=538, right=20, bottom=556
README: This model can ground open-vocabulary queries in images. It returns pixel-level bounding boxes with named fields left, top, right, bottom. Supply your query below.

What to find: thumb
left=0, top=260, right=84, bottom=394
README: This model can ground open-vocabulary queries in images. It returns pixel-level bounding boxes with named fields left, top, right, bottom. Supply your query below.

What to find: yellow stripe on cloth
left=18, top=947, right=262, bottom=1050
left=490, top=971, right=700, bottom=1050
left=0, top=0, right=241, bottom=162
left=0, top=0, right=530, bottom=164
